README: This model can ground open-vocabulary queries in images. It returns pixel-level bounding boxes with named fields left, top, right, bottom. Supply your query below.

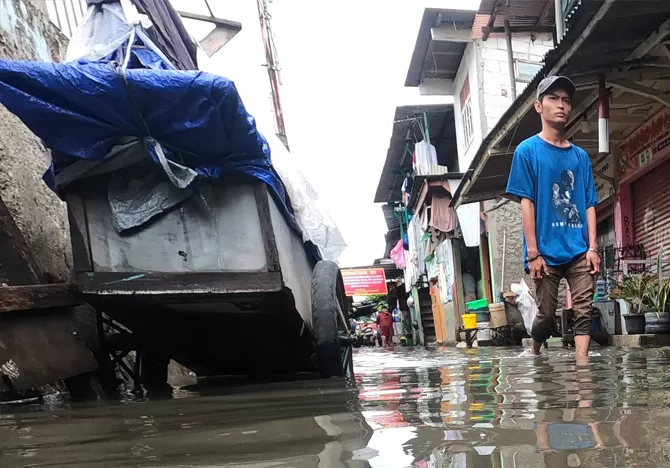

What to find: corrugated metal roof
left=472, top=0, right=556, bottom=39
left=382, top=204, right=400, bottom=231
left=405, top=9, right=477, bottom=87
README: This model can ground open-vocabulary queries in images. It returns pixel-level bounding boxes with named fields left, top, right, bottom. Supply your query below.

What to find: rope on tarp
left=117, top=24, right=197, bottom=189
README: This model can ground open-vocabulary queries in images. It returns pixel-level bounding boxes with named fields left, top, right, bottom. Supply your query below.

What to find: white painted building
left=431, top=30, right=553, bottom=174
left=377, top=4, right=565, bottom=343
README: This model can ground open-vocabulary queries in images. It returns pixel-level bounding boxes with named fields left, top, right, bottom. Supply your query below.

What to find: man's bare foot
left=531, top=339, right=543, bottom=355
left=576, top=355, right=589, bottom=366
left=574, top=335, right=591, bottom=362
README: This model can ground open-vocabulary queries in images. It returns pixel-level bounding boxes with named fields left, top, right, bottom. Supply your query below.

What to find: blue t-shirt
left=506, top=135, right=598, bottom=269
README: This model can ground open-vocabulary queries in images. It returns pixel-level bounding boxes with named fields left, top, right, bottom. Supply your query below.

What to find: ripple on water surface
left=1, top=346, right=670, bottom=467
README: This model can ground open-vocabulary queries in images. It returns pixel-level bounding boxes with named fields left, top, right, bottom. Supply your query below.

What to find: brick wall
left=0, top=0, right=72, bottom=282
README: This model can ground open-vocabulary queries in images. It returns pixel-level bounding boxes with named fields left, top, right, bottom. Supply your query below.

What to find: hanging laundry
left=425, top=254, right=439, bottom=281
left=423, top=227, right=443, bottom=258
left=390, top=239, right=406, bottom=269
left=456, top=203, right=481, bottom=247
left=413, top=140, right=438, bottom=176
left=447, top=179, right=481, bottom=247
left=430, top=194, right=458, bottom=234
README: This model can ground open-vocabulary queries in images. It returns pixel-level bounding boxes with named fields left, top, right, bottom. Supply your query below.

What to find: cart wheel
left=312, top=261, right=354, bottom=378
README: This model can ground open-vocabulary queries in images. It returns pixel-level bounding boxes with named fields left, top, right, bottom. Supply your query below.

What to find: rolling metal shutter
left=632, top=160, right=670, bottom=261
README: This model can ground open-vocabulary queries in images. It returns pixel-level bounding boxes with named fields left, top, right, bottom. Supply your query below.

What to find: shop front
left=616, top=107, right=670, bottom=265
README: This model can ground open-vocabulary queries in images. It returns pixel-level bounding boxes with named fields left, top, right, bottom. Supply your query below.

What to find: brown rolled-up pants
left=532, top=254, right=595, bottom=342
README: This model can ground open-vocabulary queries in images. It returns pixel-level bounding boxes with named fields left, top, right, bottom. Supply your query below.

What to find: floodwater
left=2, top=347, right=670, bottom=467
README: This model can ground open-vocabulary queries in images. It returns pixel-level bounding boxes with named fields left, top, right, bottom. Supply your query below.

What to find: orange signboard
left=341, top=268, right=387, bottom=296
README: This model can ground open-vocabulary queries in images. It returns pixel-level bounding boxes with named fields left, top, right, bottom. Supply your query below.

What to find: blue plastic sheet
left=0, top=57, right=300, bottom=233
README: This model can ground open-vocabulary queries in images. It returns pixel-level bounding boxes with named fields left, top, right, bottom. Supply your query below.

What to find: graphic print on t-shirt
left=551, top=169, right=582, bottom=227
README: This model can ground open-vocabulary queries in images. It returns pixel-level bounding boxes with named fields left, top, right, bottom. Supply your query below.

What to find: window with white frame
left=515, top=60, right=543, bottom=83
left=460, top=74, right=474, bottom=150
left=462, top=98, right=474, bottom=150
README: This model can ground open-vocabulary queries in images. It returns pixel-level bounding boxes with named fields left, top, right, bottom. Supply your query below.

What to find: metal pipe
left=598, top=74, right=610, bottom=154
left=423, top=112, right=431, bottom=143
left=256, top=0, right=288, bottom=147
left=62, top=0, right=74, bottom=37
left=51, top=0, right=63, bottom=32
left=504, top=20, right=517, bottom=100
left=554, top=0, right=564, bottom=43
left=500, top=227, right=507, bottom=298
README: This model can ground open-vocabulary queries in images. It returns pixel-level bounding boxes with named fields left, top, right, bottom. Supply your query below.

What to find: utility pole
left=257, top=0, right=289, bottom=151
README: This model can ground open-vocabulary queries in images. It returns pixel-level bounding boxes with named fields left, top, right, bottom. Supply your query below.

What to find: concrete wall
left=486, top=200, right=532, bottom=294
left=418, top=78, right=454, bottom=96
left=452, top=42, right=484, bottom=173
left=0, top=0, right=72, bottom=282
left=465, top=34, right=553, bottom=294
left=479, top=33, right=553, bottom=133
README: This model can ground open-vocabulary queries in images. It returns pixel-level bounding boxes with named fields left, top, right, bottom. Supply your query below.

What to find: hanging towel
left=430, top=194, right=458, bottom=233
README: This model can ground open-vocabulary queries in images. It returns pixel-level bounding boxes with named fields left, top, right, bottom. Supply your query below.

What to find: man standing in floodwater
left=506, top=75, right=600, bottom=359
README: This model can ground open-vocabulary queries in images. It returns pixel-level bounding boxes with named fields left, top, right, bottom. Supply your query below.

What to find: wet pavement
left=2, top=346, right=670, bottom=467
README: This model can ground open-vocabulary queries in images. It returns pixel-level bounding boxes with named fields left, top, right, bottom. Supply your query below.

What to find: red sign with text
left=341, top=268, right=387, bottom=296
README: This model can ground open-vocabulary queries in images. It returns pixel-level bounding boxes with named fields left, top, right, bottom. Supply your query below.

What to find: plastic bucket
left=478, top=322, right=492, bottom=341
left=474, top=309, right=490, bottom=322
left=463, top=314, right=477, bottom=330
left=489, top=303, right=507, bottom=328
left=466, top=298, right=488, bottom=311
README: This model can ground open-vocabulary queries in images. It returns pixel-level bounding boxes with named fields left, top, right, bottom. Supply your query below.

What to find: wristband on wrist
left=527, top=253, right=542, bottom=262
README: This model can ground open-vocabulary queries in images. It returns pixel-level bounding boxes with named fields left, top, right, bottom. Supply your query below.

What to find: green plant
left=365, top=294, right=389, bottom=312
left=643, top=245, right=670, bottom=317
left=615, top=273, right=652, bottom=314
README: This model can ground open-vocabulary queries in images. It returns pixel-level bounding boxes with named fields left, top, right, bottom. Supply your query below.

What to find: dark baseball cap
left=536, top=75, right=576, bottom=100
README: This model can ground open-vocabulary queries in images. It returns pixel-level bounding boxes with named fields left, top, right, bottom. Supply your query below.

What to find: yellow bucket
left=463, top=314, right=477, bottom=330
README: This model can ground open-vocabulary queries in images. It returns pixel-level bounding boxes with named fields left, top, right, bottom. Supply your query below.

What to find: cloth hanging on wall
left=430, top=194, right=458, bottom=234
left=447, top=179, right=481, bottom=247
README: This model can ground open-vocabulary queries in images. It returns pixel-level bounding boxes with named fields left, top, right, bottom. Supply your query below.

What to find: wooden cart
left=65, top=175, right=353, bottom=388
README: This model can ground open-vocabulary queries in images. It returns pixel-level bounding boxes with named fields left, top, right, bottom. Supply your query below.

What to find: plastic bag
left=511, top=279, right=538, bottom=335
left=390, top=240, right=405, bottom=269
left=265, top=131, right=346, bottom=262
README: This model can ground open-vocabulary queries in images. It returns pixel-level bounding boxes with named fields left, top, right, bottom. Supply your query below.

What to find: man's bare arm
left=585, top=206, right=600, bottom=274
left=521, top=198, right=538, bottom=256
left=586, top=206, right=597, bottom=249
left=522, top=198, right=548, bottom=279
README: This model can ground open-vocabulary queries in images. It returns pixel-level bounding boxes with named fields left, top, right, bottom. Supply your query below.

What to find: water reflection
left=1, top=347, right=670, bottom=466
left=356, top=347, right=670, bottom=467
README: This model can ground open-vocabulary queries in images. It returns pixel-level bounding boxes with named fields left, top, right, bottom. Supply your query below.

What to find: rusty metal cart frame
left=66, top=178, right=354, bottom=389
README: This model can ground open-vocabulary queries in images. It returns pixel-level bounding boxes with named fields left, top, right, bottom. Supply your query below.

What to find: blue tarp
left=0, top=56, right=300, bottom=233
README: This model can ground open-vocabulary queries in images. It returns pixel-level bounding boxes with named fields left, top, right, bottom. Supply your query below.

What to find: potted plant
left=643, top=246, right=670, bottom=334
left=614, top=273, right=650, bottom=334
